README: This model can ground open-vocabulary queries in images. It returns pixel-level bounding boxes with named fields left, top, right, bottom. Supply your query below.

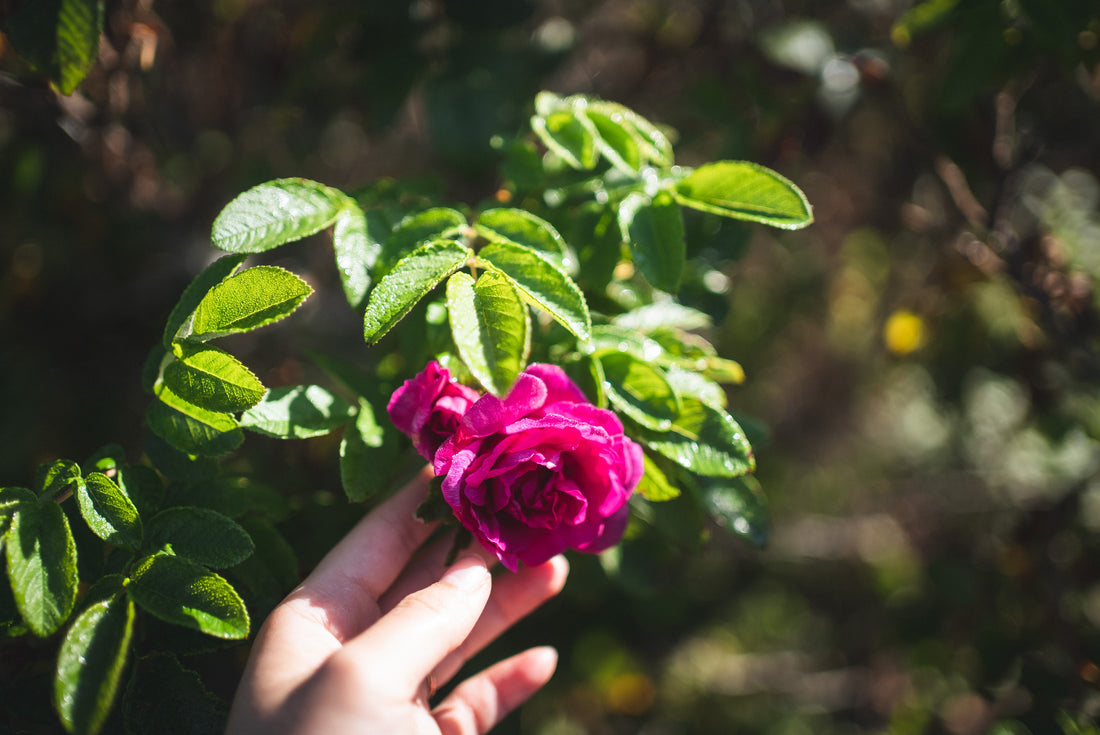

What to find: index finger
left=283, top=468, right=438, bottom=641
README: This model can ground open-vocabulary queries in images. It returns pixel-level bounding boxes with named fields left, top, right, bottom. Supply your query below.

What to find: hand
left=225, top=470, right=570, bottom=735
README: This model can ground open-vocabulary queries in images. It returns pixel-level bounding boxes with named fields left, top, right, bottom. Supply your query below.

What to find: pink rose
left=433, top=363, right=644, bottom=571
left=387, top=361, right=481, bottom=461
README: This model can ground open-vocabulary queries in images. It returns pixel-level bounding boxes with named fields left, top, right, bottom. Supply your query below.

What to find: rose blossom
left=433, top=363, right=644, bottom=571
left=387, top=361, right=481, bottom=461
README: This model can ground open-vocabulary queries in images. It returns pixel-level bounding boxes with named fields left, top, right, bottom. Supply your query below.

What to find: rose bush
left=430, top=363, right=644, bottom=571
left=387, top=361, right=481, bottom=461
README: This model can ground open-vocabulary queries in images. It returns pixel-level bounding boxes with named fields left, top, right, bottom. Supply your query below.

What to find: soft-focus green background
left=3, top=1, right=1100, bottom=733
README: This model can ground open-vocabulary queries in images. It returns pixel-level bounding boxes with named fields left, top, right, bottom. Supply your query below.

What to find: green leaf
left=0, top=488, right=37, bottom=547
left=598, top=352, right=680, bottom=431
left=145, top=400, right=244, bottom=458
left=161, top=343, right=266, bottom=414
left=224, top=518, right=298, bottom=612
left=634, top=398, right=755, bottom=478
left=590, top=101, right=674, bottom=167
left=447, top=270, right=531, bottom=397
left=532, top=109, right=598, bottom=169
left=619, top=190, right=686, bottom=293
left=130, top=552, right=250, bottom=639
left=585, top=109, right=643, bottom=173
left=162, top=255, right=247, bottom=347
left=612, top=302, right=711, bottom=333
left=477, top=241, right=591, bottom=340
left=664, top=365, right=728, bottom=409
left=239, top=384, right=354, bottom=439
left=673, top=161, right=814, bottom=230
left=114, top=465, right=165, bottom=519
left=35, top=459, right=82, bottom=502
left=380, top=207, right=468, bottom=272
left=363, top=240, right=473, bottom=344
left=54, top=591, right=134, bottom=735
left=0, top=0, right=104, bottom=95
left=77, top=473, right=143, bottom=552
left=332, top=203, right=382, bottom=310
left=144, top=507, right=254, bottom=568
left=636, top=452, right=680, bottom=501
left=190, top=266, right=313, bottom=339
left=210, top=178, right=346, bottom=254
left=340, top=398, right=399, bottom=502
left=701, top=475, right=769, bottom=546
left=122, top=653, right=227, bottom=735
left=6, top=500, right=78, bottom=636
left=474, top=208, right=570, bottom=269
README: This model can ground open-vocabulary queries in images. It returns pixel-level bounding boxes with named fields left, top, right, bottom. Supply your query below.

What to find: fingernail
left=441, top=556, right=489, bottom=591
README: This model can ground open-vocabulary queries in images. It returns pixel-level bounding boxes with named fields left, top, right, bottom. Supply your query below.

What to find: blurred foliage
left=3, top=0, right=1100, bottom=733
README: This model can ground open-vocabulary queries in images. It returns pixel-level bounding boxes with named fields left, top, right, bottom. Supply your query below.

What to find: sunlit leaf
left=35, top=459, right=82, bottom=502
left=598, top=352, right=680, bottom=431
left=0, top=0, right=104, bottom=95
left=6, top=500, right=78, bottom=636
left=332, top=203, right=382, bottom=310
left=636, top=452, right=681, bottom=501
left=585, top=108, right=643, bottom=173
left=633, top=398, right=755, bottom=478
left=446, top=270, right=530, bottom=397
left=340, top=398, right=400, bottom=503
left=162, top=255, right=247, bottom=347
left=474, top=208, right=570, bottom=268
left=161, top=343, right=266, bottom=414
left=190, top=266, right=313, bottom=339
left=211, top=178, right=346, bottom=254
left=144, top=507, right=254, bottom=569
left=239, top=385, right=354, bottom=439
left=130, top=552, right=249, bottom=639
left=379, top=207, right=467, bottom=272
left=532, top=110, right=598, bottom=169
left=145, top=400, right=244, bottom=458
left=77, top=473, right=143, bottom=552
left=673, top=161, right=813, bottom=230
left=619, top=191, right=686, bottom=292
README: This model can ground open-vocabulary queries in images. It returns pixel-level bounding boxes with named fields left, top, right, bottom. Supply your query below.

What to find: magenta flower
left=433, top=363, right=644, bottom=571
left=387, top=361, right=481, bottom=461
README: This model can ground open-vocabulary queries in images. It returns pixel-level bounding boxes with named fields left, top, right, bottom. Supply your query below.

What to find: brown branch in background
left=935, top=156, right=989, bottom=231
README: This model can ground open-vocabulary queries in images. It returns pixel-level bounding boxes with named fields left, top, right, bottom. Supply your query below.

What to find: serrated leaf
left=35, top=459, right=82, bottom=502
left=78, top=473, right=143, bottom=552
left=0, top=487, right=36, bottom=527
left=6, top=500, right=78, bottom=636
left=634, top=398, right=755, bottom=478
left=162, top=255, right=247, bottom=347
left=161, top=343, right=266, bottom=414
left=585, top=109, right=643, bottom=173
left=145, top=400, right=244, bottom=458
left=340, top=398, right=398, bottom=502
left=332, top=204, right=382, bottom=310
left=673, top=161, right=813, bottom=230
left=190, top=266, right=313, bottom=339
left=477, top=241, right=591, bottom=340
left=239, top=384, right=354, bottom=439
left=532, top=110, right=598, bottom=169
left=447, top=270, right=530, bottom=397
left=612, top=302, right=712, bottom=332
left=114, top=465, right=165, bottom=519
left=379, top=207, right=468, bottom=273
left=619, top=190, right=686, bottom=293
left=225, top=518, right=298, bottom=612
left=475, top=208, right=570, bottom=268
left=130, top=552, right=249, bottom=639
left=144, top=507, right=254, bottom=568
left=702, top=475, right=769, bottom=546
left=664, top=365, right=728, bottom=409
left=1, top=0, right=104, bottom=95
left=211, top=178, right=346, bottom=254
left=637, top=452, right=680, bottom=501
left=363, top=240, right=472, bottom=344
left=122, top=653, right=227, bottom=735
left=598, top=352, right=680, bottom=431
left=54, top=591, right=134, bottom=735
left=590, top=101, right=674, bottom=167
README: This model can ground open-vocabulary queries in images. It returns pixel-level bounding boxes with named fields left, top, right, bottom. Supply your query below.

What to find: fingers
left=433, top=647, right=559, bottom=735
left=282, top=468, right=438, bottom=641
left=337, top=554, right=493, bottom=696
left=432, top=555, right=569, bottom=686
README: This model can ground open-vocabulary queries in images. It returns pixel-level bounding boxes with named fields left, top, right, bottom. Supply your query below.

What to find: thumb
left=339, top=554, right=492, bottom=696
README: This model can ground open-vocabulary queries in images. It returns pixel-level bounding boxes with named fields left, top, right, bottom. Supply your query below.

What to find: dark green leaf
left=363, top=240, right=473, bottom=344
left=340, top=398, right=400, bottom=502
left=162, top=255, right=247, bottom=347
left=114, top=465, right=165, bottom=519
left=702, top=475, right=770, bottom=546
left=239, top=385, right=354, bottom=439
left=474, top=208, right=570, bottom=269
left=54, top=591, right=134, bottom=735
left=332, top=203, right=382, bottom=310
left=598, top=352, right=680, bottom=431
left=0, top=0, right=104, bottom=95
left=143, top=434, right=219, bottom=484
left=634, top=398, right=755, bottom=478
left=144, top=507, right=254, bottom=568
left=190, top=266, right=313, bottom=339
left=122, top=653, right=227, bottom=735
left=636, top=452, right=680, bottom=501
left=673, top=161, right=814, bottom=230
left=447, top=270, right=531, bottom=397
left=35, top=459, right=82, bottom=502
left=145, top=400, right=244, bottom=458
left=477, top=241, right=591, bottom=340
left=77, top=473, right=143, bottom=552
left=224, top=518, right=298, bottom=613
left=210, top=178, right=347, bottom=254
left=161, top=343, right=266, bottom=414
left=6, top=500, right=78, bottom=636
left=585, top=109, right=643, bottom=173
left=130, top=552, right=250, bottom=639
left=379, top=207, right=467, bottom=272
left=619, top=191, right=686, bottom=293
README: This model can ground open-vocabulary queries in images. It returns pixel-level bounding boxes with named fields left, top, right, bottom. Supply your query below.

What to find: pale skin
left=225, top=470, right=570, bottom=735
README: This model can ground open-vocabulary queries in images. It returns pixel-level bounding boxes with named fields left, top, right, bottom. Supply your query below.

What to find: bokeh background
left=3, top=1, right=1100, bottom=733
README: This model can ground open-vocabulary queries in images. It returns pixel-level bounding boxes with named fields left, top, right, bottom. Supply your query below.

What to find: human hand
left=225, top=470, right=570, bottom=735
